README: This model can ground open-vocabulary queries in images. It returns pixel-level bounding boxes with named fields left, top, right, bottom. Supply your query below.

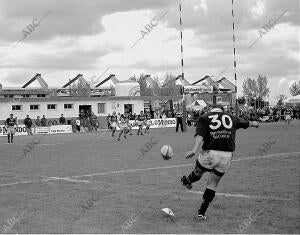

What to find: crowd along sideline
left=0, top=118, right=177, bottom=136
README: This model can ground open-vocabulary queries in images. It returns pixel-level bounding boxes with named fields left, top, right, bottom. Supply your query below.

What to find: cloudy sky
left=0, top=0, right=299, bottom=104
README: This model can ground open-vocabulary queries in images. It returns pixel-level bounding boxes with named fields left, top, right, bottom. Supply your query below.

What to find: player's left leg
left=124, top=128, right=127, bottom=139
left=112, top=127, right=116, bottom=137
left=180, top=119, right=183, bottom=132
left=198, top=170, right=223, bottom=220
left=118, top=129, right=123, bottom=141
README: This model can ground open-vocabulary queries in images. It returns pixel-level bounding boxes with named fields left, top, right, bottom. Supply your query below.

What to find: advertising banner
left=0, top=124, right=28, bottom=136
left=116, top=118, right=176, bottom=130
left=34, top=127, right=50, bottom=135
left=49, top=125, right=73, bottom=134
left=184, top=85, right=212, bottom=93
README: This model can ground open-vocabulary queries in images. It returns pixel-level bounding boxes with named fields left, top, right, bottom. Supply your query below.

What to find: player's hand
left=185, top=151, right=195, bottom=159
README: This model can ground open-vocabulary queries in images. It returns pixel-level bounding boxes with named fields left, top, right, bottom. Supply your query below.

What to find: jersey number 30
left=208, top=114, right=233, bottom=130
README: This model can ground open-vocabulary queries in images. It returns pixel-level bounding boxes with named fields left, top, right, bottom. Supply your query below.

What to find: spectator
left=131, top=113, right=137, bottom=120
left=174, top=108, right=183, bottom=132
left=35, top=116, right=41, bottom=127
left=59, top=114, right=66, bottom=125
left=75, top=117, right=81, bottom=132
left=107, top=114, right=111, bottom=129
left=154, top=110, right=160, bottom=119
left=41, top=115, right=47, bottom=127
left=23, top=115, right=33, bottom=135
left=187, top=112, right=193, bottom=127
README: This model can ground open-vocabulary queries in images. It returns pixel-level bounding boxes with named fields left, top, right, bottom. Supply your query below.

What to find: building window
left=22, top=94, right=30, bottom=98
left=30, top=104, right=39, bottom=110
left=47, top=104, right=57, bottom=110
left=64, top=104, right=73, bottom=109
left=37, top=94, right=46, bottom=97
left=97, top=103, right=106, bottom=114
left=12, top=105, right=22, bottom=111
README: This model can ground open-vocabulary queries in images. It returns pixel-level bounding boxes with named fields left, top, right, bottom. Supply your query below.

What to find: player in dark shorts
left=136, top=111, right=146, bottom=135
left=285, top=109, right=292, bottom=125
left=181, top=105, right=259, bottom=220
left=144, top=112, right=151, bottom=134
left=5, top=114, right=18, bottom=143
left=117, top=116, right=128, bottom=141
left=124, top=113, right=133, bottom=135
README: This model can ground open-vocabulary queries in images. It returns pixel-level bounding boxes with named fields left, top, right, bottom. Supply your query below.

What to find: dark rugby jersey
left=139, top=114, right=146, bottom=121
left=111, top=115, right=117, bottom=122
left=175, top=111, right=183, bottom=118
left=6, top=118, right=16, bottom=127
left=285, top=109, right=292, bottom=115
left=195, top=108, right=249, bottom=152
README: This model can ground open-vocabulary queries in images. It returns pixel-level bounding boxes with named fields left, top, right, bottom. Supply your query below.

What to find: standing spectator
left=35, top=116, right=41, bottom=127
left=107, top=114, right=111, bottom=129
left=23, top=115, right=33, bottom=135
left=75, top=117, right=81, bottom=132
left=175, top=108, right=184, bottom=132
left=154, top=110, right=160, bottom=119
left=59, top=114, right=66, bottom=125
left=41, top=115, right=47, bottom=127
left=131, top=113, right=137, bottom=121
left=187, top=112, right=193, bottom=127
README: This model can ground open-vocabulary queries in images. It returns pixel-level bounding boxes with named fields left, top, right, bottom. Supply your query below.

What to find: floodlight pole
left=179, top=0, right=187, bottom=132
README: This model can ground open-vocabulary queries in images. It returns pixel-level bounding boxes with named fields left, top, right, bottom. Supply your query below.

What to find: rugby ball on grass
left=161, top=145, right=173, bottom=160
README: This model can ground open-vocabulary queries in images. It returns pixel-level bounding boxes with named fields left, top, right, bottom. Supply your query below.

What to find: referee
left=175, top=108, right=183, bottom=132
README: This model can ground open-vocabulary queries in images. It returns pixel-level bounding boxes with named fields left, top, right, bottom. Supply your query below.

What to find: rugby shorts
left=7, top=126, right=16, bottom=135
left=137, top=121, right=144, bottom=126
left=197, top=150, right=233, bottom=176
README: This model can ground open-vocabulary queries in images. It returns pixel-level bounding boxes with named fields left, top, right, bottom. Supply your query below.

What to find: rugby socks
left=8, top=135, right=10, bottom=143
left=187, top=171, right=201, bottom=184
left=199, top=188, right=215, bottom=216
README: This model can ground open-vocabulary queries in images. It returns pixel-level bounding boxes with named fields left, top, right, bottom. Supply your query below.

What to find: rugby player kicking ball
left=181, top=105, right=259, bottom=220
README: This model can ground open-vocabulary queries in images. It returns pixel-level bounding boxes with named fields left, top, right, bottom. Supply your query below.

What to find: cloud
left=278, top=78, right=287, bottom=85
left=250, top=1, right=266, bottom=19
left=0, top=0, right=298, bottom=99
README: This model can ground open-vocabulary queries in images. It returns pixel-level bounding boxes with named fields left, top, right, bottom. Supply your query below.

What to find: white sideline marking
left=39, top=143, right=63, bottom=146
left=189, top=191, right=292, bottom=201
left=0, top=143, right=62, bottom=146
left=69, top=151, right=300, bottom=179
left=45, top=177, right=90, bottom=183
left=0, top=151, right=299, bottom=188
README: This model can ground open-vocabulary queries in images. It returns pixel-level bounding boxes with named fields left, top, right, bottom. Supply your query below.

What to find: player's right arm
left=185, top=116, right=206, bottom=159
left=186, top=135, right=204, bottom=159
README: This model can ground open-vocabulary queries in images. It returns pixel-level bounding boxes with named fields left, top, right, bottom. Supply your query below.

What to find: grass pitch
left=0, top=121, right=299, bottom=233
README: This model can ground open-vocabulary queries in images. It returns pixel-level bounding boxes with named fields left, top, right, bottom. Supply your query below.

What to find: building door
left=124, top=104, right=133, bottom=114
left=79, top=105, right=92, bottom=116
